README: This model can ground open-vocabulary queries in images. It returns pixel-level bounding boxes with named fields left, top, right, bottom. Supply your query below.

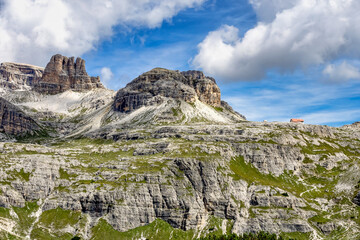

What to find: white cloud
left=193, top=0, right=360, bottom=81
left=322, top=61, right=360, bottom=82
left=100, top=67, right=114, bottom=87
left=0, top=0, right=205, bottom=66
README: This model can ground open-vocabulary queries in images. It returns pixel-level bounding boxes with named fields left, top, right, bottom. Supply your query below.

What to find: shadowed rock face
left=35, top=54, right=104, bottom=94
left=0, top=62, right=44, bottom=90
left=113, top=68, right=221, bottom=113
left=0, top=97, right=40, bottom=136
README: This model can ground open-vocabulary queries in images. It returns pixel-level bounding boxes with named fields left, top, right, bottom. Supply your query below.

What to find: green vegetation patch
left=197, top=216, right=233, bottom=239
left=308, top=214, right=331, bottom=224
left=171, top=144, right=221, bottom=161
left=30, top=227, right=74, bottom=240
left=229, top=156, right=307, bottom=197
left=31, top=208, right=86, bottom=240
left=131, top=159, right=169, bottom=174
left=13, top=147, right=54, bottom=156
left=59, top=168, right=77, bottom=180
left=172, top=107, right=181, bottom=116
left=37, top=208, right=83, bottom=229
left=279, top=231, right=311, bottom=240
left=213, top=107, right=224, bottom=112
left=302, top=157, right=313, bottom=164
left=74, top=149, right=134, bottom=164
left=91, top=218, right=195, bottom=240
left=7, top=168, right=32, bottom=182
left=199, top=231, right=287, bottom=240
left=301, top=164, right=343, bottom=199
left=300, top=141, right=338, bottom=156
left=15, top=129, right=51, bottom=143
left=55, top=138, right=114, bottom=149
left=0, top=231, right=21, bottom=240
left=0, top=207, right=11, bottom=219
left=12, top=201, right=39, bottom=235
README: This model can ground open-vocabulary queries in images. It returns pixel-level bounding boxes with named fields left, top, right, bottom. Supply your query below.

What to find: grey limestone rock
left=0, top=62, right=43, bottom=90
left=113, top=68, right=222, bottom=113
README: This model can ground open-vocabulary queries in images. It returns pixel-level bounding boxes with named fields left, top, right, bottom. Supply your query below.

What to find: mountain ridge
left=0, top=54, right=245, bottom=138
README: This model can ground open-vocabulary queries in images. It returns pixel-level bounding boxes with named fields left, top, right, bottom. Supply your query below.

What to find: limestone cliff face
left=113, top=68, right=221, bottom=113
left=0, top=97, right=40, bottom=136
left=35, top=54, right=104, bottom=94
left=0, top=62, right=44, bottom=90
left=181, top=70, right=221, bottom=107
left=0, top=122, right=359, bottom=239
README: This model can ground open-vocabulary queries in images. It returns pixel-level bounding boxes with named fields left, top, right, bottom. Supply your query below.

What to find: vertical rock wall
left=0, top=97, right=40, bottom=136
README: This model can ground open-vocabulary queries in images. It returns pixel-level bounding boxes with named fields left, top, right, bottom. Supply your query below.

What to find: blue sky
left=1, top=0, right=360, bottom=126
left=83, top=0, right=257, bottom=88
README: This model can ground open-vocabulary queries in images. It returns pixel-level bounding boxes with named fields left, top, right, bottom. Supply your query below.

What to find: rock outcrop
left=350, top=121, right=360, bottom=128
left=0, top=62, right=44, bottom=90
left=0, top=97, right=40, bottom=136
left=113, top=68, right=221, bottom=113
left=35, top=54, right=104, bottom=94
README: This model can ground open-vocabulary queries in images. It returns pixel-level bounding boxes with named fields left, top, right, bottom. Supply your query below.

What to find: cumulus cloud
left=322, top=61, right=360, bottom=82
left=0, top=0, right=205, bottom=66
left=100, top=67, right=114, bottom=87
left=193, top=0, right=360, bottom=81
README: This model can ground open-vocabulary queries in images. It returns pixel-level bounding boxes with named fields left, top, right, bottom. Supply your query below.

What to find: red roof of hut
left=290, top=119, right=304, bottom=123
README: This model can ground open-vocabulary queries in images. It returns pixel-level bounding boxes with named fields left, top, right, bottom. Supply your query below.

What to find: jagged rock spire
left=35, top=54, right=104, bottom=94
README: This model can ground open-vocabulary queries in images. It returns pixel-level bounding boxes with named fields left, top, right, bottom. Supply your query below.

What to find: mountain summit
left=113, top=68, right=222, bottom=113
left=109, top=67, right=245, bottom=128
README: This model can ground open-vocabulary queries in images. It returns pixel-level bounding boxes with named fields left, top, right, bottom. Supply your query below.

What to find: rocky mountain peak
left=113, top=67, right=221, bottom=113
left=43, top=54, right=87, bottom=77
left=34, top=54, right=104, bottom=94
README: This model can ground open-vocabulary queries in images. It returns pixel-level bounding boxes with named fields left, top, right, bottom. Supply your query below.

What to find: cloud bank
left=0, top=0, right=205, bottom=66
left=193, top=0, right=360, bottom=81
